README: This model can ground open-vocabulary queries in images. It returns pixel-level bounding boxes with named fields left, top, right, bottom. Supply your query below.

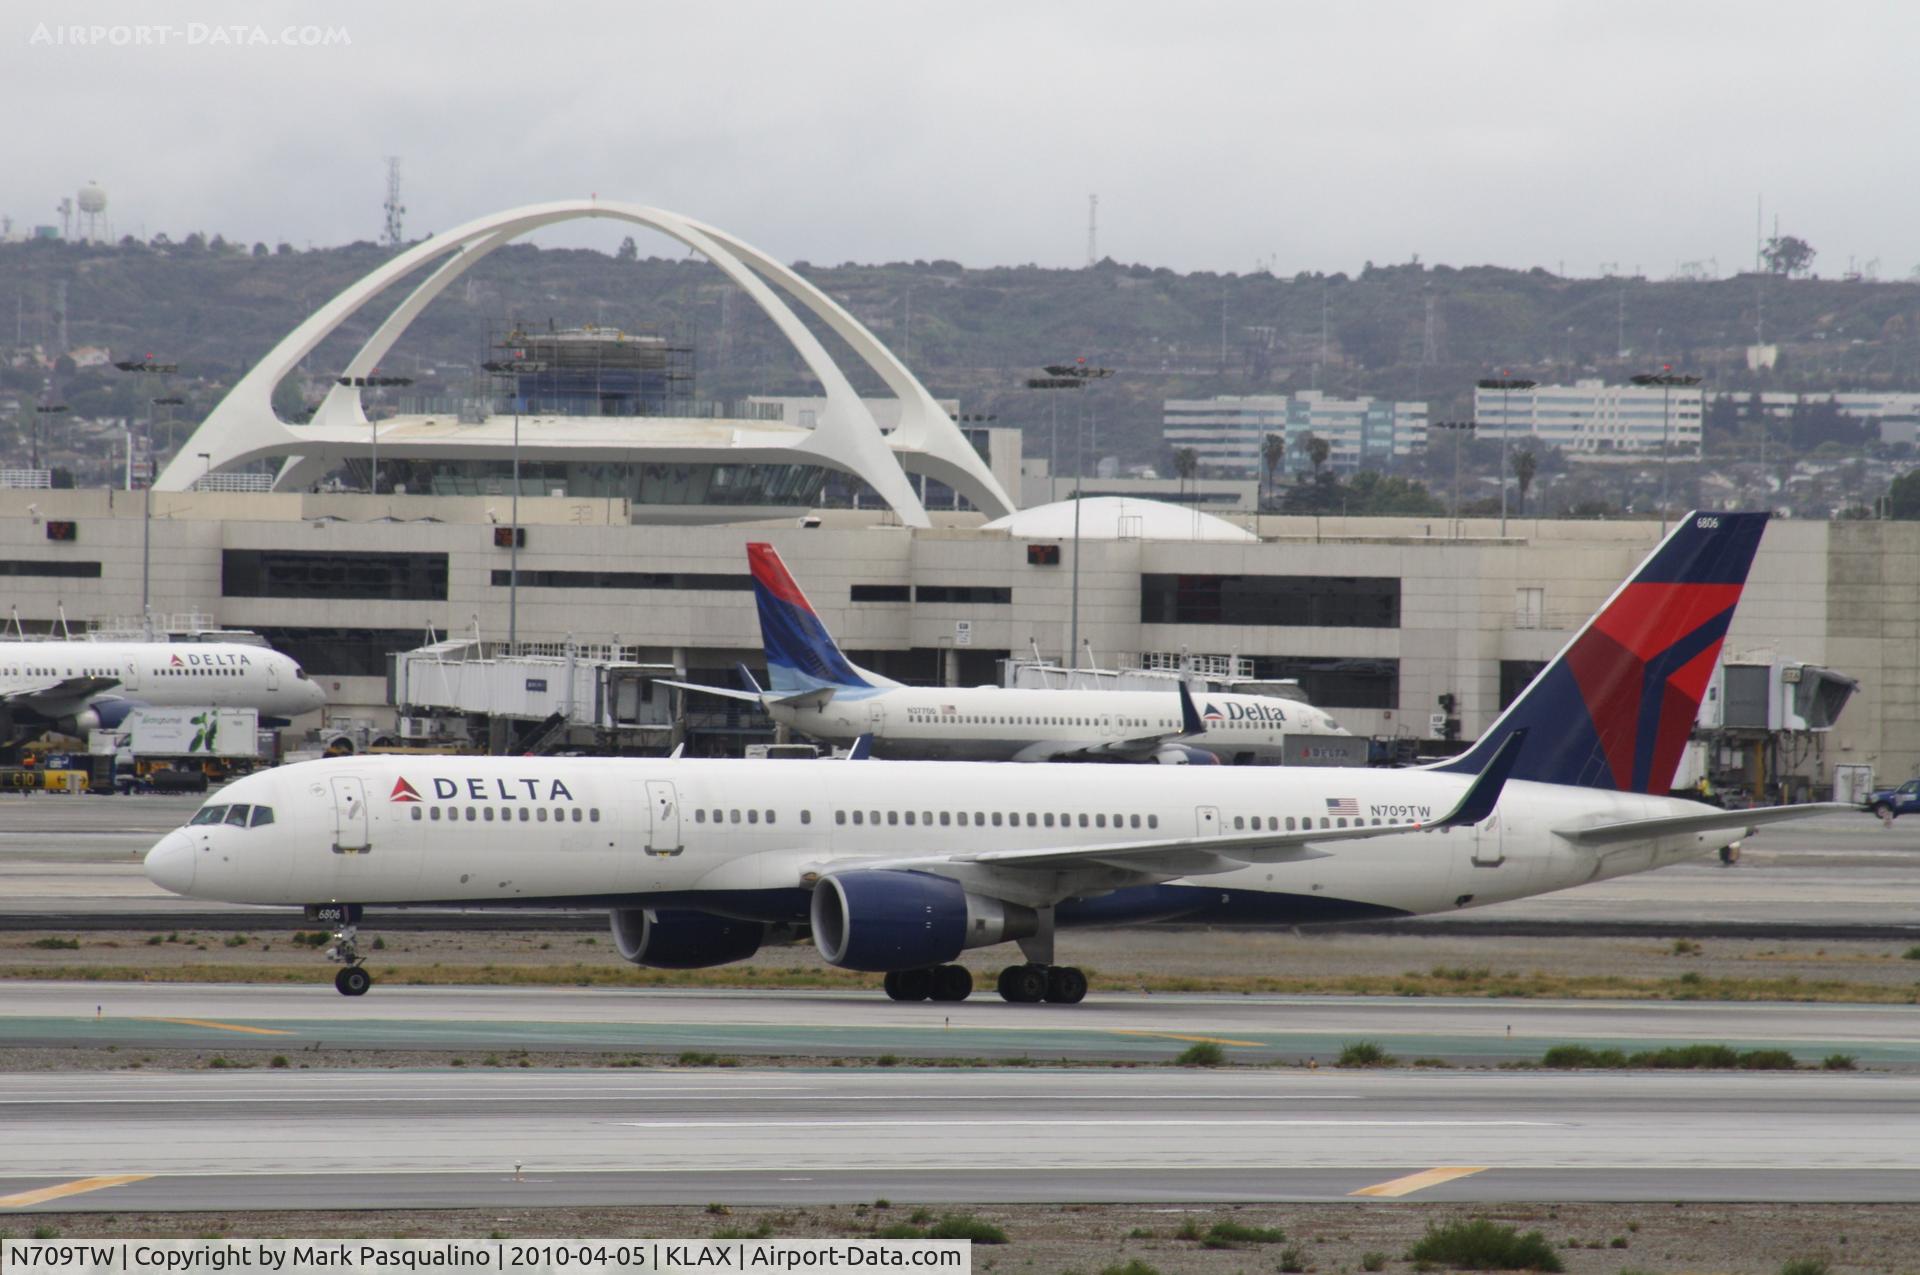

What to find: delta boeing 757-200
left=666, top=542, right=1349, bottom=764
left=0, top=638, right=327, bottom=743
left=144, top=512, right=1845, bottom=1003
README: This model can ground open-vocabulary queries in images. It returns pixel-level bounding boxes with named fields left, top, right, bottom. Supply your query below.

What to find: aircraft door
left=266, top=660, right=280, bottom=692
left=123, top=659, right=140, bottom=692
left=1194, top=805, right=1220, bottom=837
left=646, top=780, right=682, bottom=855
left=1468, top=812, right=1503, bottom=866
left=867, top=701, right=886, bottom=732
left=330, top=777, right=371, bottom=853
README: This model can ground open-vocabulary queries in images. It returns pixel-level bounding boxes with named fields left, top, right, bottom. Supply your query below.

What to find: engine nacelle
left=1151, top=743, right=1221, bottom=765
left=609, top=908, right=765, bottom=969
left=66, top=696, right=143, bottom=736
left=810, top=870, right=1038, bottom=972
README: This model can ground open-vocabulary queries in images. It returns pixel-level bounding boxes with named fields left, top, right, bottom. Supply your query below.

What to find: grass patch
left=1174, top=1042, right=1225, bottom=1067
left=711, top=1222, right=773, bottom=1240
left=28, top=938, right=80, bottom=950
left=1823, top=1053, right=1858, bottom=1071
left=1407, top=1218, right=1563, bottom=1271
left=1200, top=1220, right=1287, bottom=1248
left=870, top=1224, right=926, bottom=1240
left=1336, top=1040, right=1395, bottom=1068
left=924, top=1215, right=1006, bottom=1244
left=1903, top=946, right=1920, bottom=961
left=1360, top=1253, right=1388, bottom=1272
left=1540, top=1043, right=1802, bottom=1070
left=1099, top=1263, right=1161, bottom=1275
left=1779, top=1261, right=1831, bottom=1275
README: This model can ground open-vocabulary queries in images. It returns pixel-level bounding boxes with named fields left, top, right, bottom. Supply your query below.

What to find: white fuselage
left=772, top=686, right=1347, bottom=763
left=0, top=641, right=327, bottom=722
left=148, top=755, right=1731, bottom=929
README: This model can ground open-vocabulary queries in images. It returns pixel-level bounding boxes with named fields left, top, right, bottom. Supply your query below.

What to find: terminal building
left=1473, top=379, right=1704, bottom=456
left=1161, top=392, right=1429, bottom=477
left=0, top=201, right=1907, bottom=796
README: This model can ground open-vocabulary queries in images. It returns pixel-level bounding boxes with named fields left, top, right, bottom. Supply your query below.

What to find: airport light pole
left=482, top=358, right=548, bottom=651
left=1030, top=361, right=1113, bottom=674
left=336, top=374, right=413, bottom=493
left=1630, top=367, right=1700, bottom=534
left=115, top=358, right=179, bottom=629
left=31, top=403, right=67, bottom=473
left=1476, top=375, right=1537, bottom=535
left=1430, top=419, right=1476, bottom=536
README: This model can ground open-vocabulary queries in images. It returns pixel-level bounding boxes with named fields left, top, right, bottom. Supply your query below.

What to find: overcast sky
left=7, top=0, right=1917, bottom=278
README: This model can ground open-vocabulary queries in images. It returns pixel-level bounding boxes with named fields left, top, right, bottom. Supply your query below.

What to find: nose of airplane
left=144, top=830, right=197, bottom=896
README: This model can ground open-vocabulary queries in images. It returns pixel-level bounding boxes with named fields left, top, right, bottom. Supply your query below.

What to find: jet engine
left=609, top=908, right=766, bottom=969
left=64, top=696, right=143, bottom=736
left=809, top=870, right=1037, bottom=972
left=1151, top=743, right=1221, bottom=765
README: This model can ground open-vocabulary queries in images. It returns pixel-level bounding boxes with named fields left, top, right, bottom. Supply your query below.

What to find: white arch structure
left=155, top=199, right=1015, bottom=525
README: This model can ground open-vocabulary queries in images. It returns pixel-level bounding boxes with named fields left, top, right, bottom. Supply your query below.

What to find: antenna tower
left=383, top=157, right=405, bottom=247
left=1085, top=194, right=1098, bottom=267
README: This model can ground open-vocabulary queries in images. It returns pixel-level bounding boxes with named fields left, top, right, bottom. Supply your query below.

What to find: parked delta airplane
left=146, top=512, right=1846, bottom=1003
left=0, top=639, right=326, bottom=741
left=668, top=542, right=1349, bottom=764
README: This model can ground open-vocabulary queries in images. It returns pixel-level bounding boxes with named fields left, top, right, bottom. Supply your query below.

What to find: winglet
left=736, top=663, right=765, bottom=696
left=1433, top=728, right=1527, bottom=829
left=667, top=742, right=686, bottom=760
left=1177, top=681, right=1205, bottom=738
left=845, top=733, right=874, bottom=761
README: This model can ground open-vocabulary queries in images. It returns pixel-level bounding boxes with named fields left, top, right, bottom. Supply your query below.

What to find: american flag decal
left=1324, top=797, right=1359, bottom=817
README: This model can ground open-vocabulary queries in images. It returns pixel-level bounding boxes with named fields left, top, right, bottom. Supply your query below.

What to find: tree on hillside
left=1173, top=447, right=1198, bottom=502
left=1763, top=234, right=1816, bottom=277
left=1299, top=431, right=1330, bottom=478
left=1512, top=447, right=1538, bottom=515
left=1261, top=433, right=1286, bottom=505
left=1889, top=469, right=1920, bottom=519
left=616, top=236, right=638, bottom=262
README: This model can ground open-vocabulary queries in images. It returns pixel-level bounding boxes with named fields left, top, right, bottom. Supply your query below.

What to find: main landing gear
left=327, top=924, right=373, bottom=996
left=879, top=963, right=1089, bottom=1004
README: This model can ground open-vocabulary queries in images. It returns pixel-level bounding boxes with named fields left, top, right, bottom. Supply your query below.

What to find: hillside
left=6, top=235, right=1920, bottom=485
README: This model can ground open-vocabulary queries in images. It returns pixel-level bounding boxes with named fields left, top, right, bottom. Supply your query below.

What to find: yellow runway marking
left=1115, top=1030, right=1263, bottom=1048
left=0, top=1175, right=153, bottom=1208
left=1350, top=1165, right=1489, bottom=1197
left=139, top=1016, right=294, bottom=1036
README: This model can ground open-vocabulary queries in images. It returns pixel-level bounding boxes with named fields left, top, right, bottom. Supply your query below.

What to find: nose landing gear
left=326, top=923, right=373, bottom=996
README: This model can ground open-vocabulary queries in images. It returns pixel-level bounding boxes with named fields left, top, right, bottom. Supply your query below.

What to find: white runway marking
left=616, top=1118, right=1558, bottom=1130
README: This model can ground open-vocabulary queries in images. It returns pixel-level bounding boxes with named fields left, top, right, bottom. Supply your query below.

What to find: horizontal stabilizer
left=1555, top=801, right=1857, bottom=847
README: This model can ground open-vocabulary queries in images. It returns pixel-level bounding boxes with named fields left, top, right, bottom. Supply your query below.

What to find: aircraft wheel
left=885, top=968, right=932, bottom=1001
left=334, top=966, right=372, bottom=997
left=1044, top=966, right=1089, bottom=1004
left=930, top=964, right=973, bottom=1002
left=996, top=964, right=1046, bottom=1004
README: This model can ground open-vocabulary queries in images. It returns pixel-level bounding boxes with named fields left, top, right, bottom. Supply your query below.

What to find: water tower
left=77, top=181, right=107, bottom=243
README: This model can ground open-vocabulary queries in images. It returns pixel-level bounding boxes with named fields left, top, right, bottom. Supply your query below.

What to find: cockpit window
left=189, top=805, right=229, bottom=826
left=294, top=668, right=310, bottom=680
left=224, top=805, right=252, bottom=826
left=250, top=806, right=275, bottom=827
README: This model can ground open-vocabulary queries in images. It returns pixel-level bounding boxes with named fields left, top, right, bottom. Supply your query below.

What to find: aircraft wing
left=1, top=676, right=121, bottom=719
left=1022, top=679, right=1212, bottom=762
left=659, top=679, right=835, bottom=712
left=833, top=730, right=1525, bottom=879
left=1552, top=801, right=1858, bottom=847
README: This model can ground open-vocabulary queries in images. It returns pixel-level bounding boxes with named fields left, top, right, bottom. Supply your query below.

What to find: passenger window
left=1233, top=816, right=1245, bottom=830
left=571, top=809, right=582, bottom=823
left=800, top=810, right=811, bottom=825
left=730, top=810, right=741, bottom=824
left=1148, top=814, right=1159, bottom=829
left=1025, top=813, right=1037, bottom=827
left=1096, top=814, right=1107, bottom=828
left=411, top=807, right=422, bottom=821
left=538, top=808, right=548, bottom=822
left=887, top=811, right=898, bottom=826
left=484, top=807, right=495, bottom=821
left=870, top=810, right=881, bottom=824
left=695, top=809, right=706, bottom=823
left=765, top=810, right=775, bottom=825
left=591, top=809, right=601, bottom=823
left=852, top=811, right=864, bottom=825
left=1078, top=813, right=1089, bottom=827
left=429, top=806, right=441, bottom=822
left=748, top=809, right=759, bottom=824
left=467, top=807, right=477, bottom=821
left=519, top=808, right=530, bottom=822
left=225, top=805, right=250, bottom=826
left=922, top=810, right=932, bottom=824
left=1129, top=814, right=1141, bottom=829
left=1286, top=816, right=1296, bottom=830
left=905, top=811, right=916, bottom=826
left=939, top=812, right=951, bottom=826
left=991, top=813, right=1003, bottom=827
left=1043, top=813, right=1055, bottom=828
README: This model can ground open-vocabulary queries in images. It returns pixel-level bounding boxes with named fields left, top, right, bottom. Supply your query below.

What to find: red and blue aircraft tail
left=1436, top=511, right=1768, bottom=794
left=747, top=542, right=898, bottom=697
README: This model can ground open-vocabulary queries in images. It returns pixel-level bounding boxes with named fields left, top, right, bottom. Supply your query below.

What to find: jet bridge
left=389, top=638, right=676, bottom=754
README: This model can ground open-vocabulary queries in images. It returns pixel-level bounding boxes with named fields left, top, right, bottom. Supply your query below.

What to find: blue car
left=1866, top=779, right=1920, bottom=820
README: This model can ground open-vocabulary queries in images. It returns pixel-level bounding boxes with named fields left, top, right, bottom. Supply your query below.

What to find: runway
left=5, top=982, right=1918, bottom=1066
left=2, top=1068, right=1916, bottom=1210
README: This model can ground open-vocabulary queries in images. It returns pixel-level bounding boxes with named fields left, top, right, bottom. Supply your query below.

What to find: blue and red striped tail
left=1437, top=512, right=1769, bottom=793
left=747, top=542, right=888, bottom=695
